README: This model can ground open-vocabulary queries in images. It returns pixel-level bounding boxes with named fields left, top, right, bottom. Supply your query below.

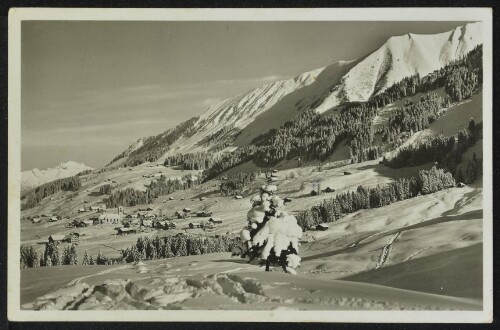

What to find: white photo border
left=7, top=7, right=493, bottom=323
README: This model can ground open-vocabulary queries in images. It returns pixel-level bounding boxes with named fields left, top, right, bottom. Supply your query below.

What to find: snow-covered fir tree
left=232, top=177, right=302, bottom=274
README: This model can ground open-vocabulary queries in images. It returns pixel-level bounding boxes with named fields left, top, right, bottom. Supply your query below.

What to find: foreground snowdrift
left=22, top=261, right=480, bottom=311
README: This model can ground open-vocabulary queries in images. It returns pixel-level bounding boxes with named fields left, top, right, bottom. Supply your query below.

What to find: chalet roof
left=316, top=223, right=329, bottom=228
left=49, top=234, right=66, bottom=241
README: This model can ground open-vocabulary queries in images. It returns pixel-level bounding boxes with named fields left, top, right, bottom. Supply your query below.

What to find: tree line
left=385, top=118, right=482, bottom=184
left=384, top=134, right=456, bottom=168
left=219, top=171, right=260, bottom=196
left=22, top=176, right=82, bottom=210
left=21, top=242, right=119, bottom=268
left=21, top=234, right=237, bottom=268
left=383, top=93, right=450, bottom=143
left=121, top=235, right=236, bottom=262
left=106, top=174, right=202, bottom=207
left=296, top=166, right=455, bottom=231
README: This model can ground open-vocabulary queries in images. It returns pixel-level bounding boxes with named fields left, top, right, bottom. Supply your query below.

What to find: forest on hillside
left=22, top=176, right=82, bottom=210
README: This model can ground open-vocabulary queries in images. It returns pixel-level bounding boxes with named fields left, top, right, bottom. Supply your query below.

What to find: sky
left=21, top=20, right=471, bottom=171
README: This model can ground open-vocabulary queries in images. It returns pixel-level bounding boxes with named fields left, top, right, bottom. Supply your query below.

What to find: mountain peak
left=311, top=22, right=482, bottom=113
left=22, top=161, right=93, bottom=193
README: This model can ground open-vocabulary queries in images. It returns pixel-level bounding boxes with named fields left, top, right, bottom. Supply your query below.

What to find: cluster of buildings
left=48, top=232, right=80, bottom=245
left=30, top=213, right=62, bottom=224
left=310, top=186, right=335, bottom=197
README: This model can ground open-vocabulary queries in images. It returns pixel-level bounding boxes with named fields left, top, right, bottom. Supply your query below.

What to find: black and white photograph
left=7, top=8, right=493, bottom=322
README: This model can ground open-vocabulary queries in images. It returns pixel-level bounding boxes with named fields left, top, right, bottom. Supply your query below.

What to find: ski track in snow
left=376, top=232, right=401, bottom=269
left=67, top=265, right=131, bottom=286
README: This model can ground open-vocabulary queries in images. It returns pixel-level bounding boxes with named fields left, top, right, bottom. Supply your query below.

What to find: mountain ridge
left=103, top=22, right=482, bottom=167
left=21, top=161, right=93, bottom=193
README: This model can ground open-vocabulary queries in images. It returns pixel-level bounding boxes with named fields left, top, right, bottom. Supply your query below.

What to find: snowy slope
left=114, top=22, right=482, bottom=161
left=164, top=67, right=325, bottom=154
left=22, top=161, right=93, bottom=193
left=312, top=22, right=483, bottom=113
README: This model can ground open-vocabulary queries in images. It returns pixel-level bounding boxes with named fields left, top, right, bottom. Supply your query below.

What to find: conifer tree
left=233, top=178, right=302, bottom=274
left=82, top=250, right=90, bottom=265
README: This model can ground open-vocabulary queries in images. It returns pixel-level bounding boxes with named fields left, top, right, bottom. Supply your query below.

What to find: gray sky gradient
left=21, top=21, right=471, bottom=171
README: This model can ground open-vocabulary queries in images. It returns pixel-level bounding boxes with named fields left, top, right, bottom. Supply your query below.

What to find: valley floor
left=21, top=182, right=483, bottom=311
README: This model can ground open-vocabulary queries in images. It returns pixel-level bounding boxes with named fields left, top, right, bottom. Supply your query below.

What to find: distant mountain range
left=21, top=161, right=93, bottom=193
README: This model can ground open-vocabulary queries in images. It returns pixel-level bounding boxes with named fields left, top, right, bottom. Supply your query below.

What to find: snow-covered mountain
left=113, top=22, right=482, bottom=164
left=22, top=161, right=93, bottom=193
left=311, top=22, right=483, bottom=113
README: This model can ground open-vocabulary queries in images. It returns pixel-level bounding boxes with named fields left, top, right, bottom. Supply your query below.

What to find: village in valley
left=21, top=162, right=341, bottom=265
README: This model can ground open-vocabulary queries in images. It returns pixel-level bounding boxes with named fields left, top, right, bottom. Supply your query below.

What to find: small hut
left=310, top=190, right=318, bottom=197
left=316, top=223, right=329, bottom=231
left=208, top=217, right=223, bottom=224
left=323, top=187, right=335, bottom=193
left=117, top=227, right=137, bottom=235
left=48, top=235, right=66, bottom=244
left=189, top=222, right=201, bottom=229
